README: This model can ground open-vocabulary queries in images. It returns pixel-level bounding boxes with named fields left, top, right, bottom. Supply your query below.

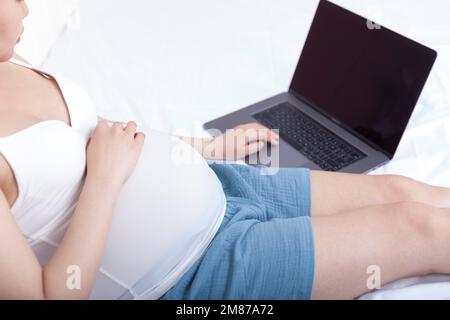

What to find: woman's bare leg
left=310, top=170, right=450, bottom=216
left=310, top=201, right=450, bottom=299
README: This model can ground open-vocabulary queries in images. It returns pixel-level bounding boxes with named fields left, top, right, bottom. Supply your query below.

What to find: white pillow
left=15, top=0, right=79, bottom=66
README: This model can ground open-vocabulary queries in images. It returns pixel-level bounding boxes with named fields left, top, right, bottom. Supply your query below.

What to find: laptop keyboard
left=252, top=102, right=367, bottom=171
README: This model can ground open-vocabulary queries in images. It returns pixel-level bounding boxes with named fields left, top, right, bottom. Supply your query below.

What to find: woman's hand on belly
left=177, top=122, right=279, bottom=161
left=87, top=119, right=146, bottom=187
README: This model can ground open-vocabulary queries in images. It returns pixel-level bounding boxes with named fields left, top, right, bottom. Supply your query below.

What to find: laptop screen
left=289, top=0, right=437, bottom=157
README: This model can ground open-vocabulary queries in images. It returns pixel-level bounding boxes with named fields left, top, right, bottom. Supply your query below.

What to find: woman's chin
left=0, top=52, right=13, bottom=62
left=0, top=45, right=17, bottom=62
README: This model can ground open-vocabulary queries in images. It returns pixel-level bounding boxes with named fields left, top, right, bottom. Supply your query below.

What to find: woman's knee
left=382, top=201, right=440, bottom=240
left=380, top=175, right=426, bottom=203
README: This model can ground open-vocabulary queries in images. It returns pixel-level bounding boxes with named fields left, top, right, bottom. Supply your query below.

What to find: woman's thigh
left=310, top=170, right=394, bottom=216
left=311, top=201, right=440, bottom=299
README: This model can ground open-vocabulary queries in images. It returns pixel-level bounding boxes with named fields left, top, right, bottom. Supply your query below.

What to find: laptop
left=203, top=0, right=437, bottom=173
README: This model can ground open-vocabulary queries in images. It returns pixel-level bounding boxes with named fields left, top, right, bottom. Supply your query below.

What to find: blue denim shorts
left=160, top=162, right=315, bottom=300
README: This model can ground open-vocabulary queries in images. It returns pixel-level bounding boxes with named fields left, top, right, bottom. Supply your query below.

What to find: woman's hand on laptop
left=178, top=123, right=279, bottom=161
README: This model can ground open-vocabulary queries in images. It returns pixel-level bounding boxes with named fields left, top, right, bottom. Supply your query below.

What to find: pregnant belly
left=92, top=127, right=227, bottom=297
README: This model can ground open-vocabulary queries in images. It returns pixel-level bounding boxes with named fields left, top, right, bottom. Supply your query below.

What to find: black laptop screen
left=289, top=0, right=437, bottom=157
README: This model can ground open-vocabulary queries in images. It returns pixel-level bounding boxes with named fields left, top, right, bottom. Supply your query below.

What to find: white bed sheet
left=42, top=0, right=450, bottom=299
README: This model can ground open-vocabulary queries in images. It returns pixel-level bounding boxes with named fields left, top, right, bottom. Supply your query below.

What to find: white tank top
left=0, top=58, right=227, bottom=299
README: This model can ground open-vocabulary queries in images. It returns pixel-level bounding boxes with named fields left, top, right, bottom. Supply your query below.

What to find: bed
left=39, top=0, right=450, bottom=299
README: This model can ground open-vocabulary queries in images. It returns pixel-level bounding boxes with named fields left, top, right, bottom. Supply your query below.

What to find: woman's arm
left=43, top=176, right=122, bottom=299
left=0, top=189, right=47, bottom=299
left=176, top=136, right=213, bottom=158
left=177, top=123, right=279, bottom=161
left=0, top=177, right=120, bottom=300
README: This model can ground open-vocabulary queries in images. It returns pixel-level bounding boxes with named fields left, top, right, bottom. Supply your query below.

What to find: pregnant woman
left=1, top=0, right=449, bottom=300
